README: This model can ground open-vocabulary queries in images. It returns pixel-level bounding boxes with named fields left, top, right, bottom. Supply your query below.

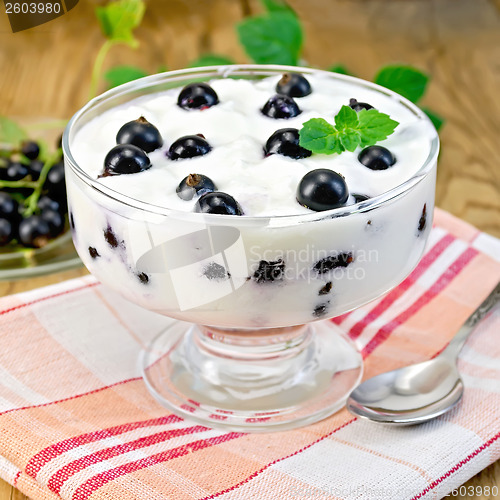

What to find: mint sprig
left=95, top=0, right=144, bottom=48
left=189, top=54, right=236, bottom=68
left=299, top=106, right=399, bottom=155
left=0, top=116, right=28, bottom=149
left=89, top=0, right=145, bottom=98
left=374, top=65, right=429, bottom=104
left=104, top=65, right=148, bottom=89
left=237, top=10, right=302, bottom=66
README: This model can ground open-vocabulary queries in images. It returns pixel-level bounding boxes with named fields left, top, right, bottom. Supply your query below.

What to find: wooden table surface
left=0, top=0, right=499, bottom=498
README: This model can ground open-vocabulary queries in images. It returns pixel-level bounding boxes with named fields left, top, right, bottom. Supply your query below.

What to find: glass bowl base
left=140, top=320, right=363, bottom=432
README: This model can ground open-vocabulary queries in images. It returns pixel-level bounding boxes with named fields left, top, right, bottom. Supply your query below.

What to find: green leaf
left=95, top=0, right=145, bottom=47
left=422, top=107, right=445, bottom=131
left=299, top=118, right=343, bottom=155
left=374, top=65, right=429, bottom=103
left=260, top=0, right=294, bottom=13
left=37, top=139, right=50, bottom=163
left=189, top=54, right=236, bottom=68
left=338, top=129, right=361, bottom=152
left=334, top=106, right=361, bottom=152
left=334, top=105, right=358, bottom=131
left=105, top=65, right=148, bottom=88
left=237, top=11, right=303, bottom=65
left=357, top=109, right=399, bottom=147
left=328, top=64, right=351, bottom=76
left=0, top=116, right=28, bottom=147
left=299, top=108, right=399, bottom=156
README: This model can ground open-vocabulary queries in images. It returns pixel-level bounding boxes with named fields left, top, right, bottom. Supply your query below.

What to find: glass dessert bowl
left=63, top=65, right=439, bottom=432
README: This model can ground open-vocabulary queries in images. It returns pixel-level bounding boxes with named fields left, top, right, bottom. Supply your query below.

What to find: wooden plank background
left=0, top=0, right=499, bottom=498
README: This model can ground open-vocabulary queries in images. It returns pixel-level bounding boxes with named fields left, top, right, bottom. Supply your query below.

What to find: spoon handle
left=441, top=281, right=500, bottom=359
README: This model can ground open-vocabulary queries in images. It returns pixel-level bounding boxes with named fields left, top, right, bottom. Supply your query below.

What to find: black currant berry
left=313, top=252, right=353, bottom=274
left=0, top=192, right=19, bottom=221
left=0, top=161, right=8, bottom=181
left=44, top=162, right=67, bottom=200
left=116, top=116, right=163, bottom=153
left=176, top=174, right=217, bottom=200
left=168, top=135, right=212, bottom=160
left=177, top=83, right=219, bottom=110
left=104, top=225, right=121, bottom=249
left=358, top=146, right=396, bottom=170
left=418, top=203, right=427, bottom=233
left=194, top=192, right=243, bottom=215
left=137, top=272, right=150, bottom=284
left=18, top=215, right=52, bottom=248
left=40, top=208, right=65, bottom=238
left=6, top=161, right=29, bottom=181
left=264, top=128, right=312, bottom=159
left=28, top=160, right=44, bottom=181
left=276, top=73, right=312, bottom=98
left=261, top=95, right=301, bottom=119
left=21, top=140, right=40, bottom=160
left=313, top=302, right=330, bottom=318
left=349, top=98, right=374, bottom=112
left=296, top=169, right=349, bottom=211
left=0, top=219, right=14, bottom=246
left=37, top=195, right=61, bottom=213
left=102, top=144, right=151, bottom=177
left=252, top=259, right=285, bottom=283
left=318, top=282, right=332, bottom=295
left=89, top=246, right=100, bottom=259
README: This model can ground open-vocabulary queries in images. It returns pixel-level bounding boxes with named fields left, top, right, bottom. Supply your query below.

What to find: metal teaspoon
left=346, top=281, right=500, bottom=425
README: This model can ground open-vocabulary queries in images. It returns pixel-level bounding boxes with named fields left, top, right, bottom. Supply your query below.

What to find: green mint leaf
left=422, top=107, right=444, bottom=131
left=189, top=54, right=236, bottom=68
left=300, top=107, right=399, bottom=156
left=334, top=106, right=361, bottom=152
left=374, top=64, right=429, bottom=103
left=260, top=0, right=294, bottom=13
left=338, top=129, right=361, bottom=152
left=237, top=11, right=303, bottom=65
left=328, top=64, right=351, bottom=76
left=105, top=65, right=148, bottom=88
left=357, top=109, right=399, bottom=147
left=0, top=116, right=28, bottom=147
left=299, top=118, right=344, bottom=155
left=95, top=0, right=145, bottom=47
left=334, top=105, right=359, bottom=131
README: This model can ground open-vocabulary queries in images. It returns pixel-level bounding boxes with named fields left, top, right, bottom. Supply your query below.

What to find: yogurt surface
left=72, top=73, right=435, bottom=217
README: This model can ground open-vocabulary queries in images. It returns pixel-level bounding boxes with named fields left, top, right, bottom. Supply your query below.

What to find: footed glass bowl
left=63, top=65, right=439, bottom=432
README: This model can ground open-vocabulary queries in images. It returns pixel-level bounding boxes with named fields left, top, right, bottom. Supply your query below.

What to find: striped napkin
left=0, top=207, right=499, bottom=500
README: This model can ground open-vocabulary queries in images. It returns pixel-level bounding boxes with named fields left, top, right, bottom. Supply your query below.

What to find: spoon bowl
left=346, top=358, right=464, bottom=425
left=347, top=281, right=500, bottom=425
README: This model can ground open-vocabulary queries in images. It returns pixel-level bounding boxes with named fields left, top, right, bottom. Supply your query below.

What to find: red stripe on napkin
left=26, top=414, right=182, bottom=478
left=362, top=247, right=478, bottom=357
left=349, top=233, right=454, bottom=340
left=72, top=432, right=243, bottom=500
left=47, top=425, right=210, bottom=494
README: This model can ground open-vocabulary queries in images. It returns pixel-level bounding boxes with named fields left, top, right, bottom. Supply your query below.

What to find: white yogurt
left=71, top=74, right=435, bottom=217
left=65, top=69, right=438, bottom=328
